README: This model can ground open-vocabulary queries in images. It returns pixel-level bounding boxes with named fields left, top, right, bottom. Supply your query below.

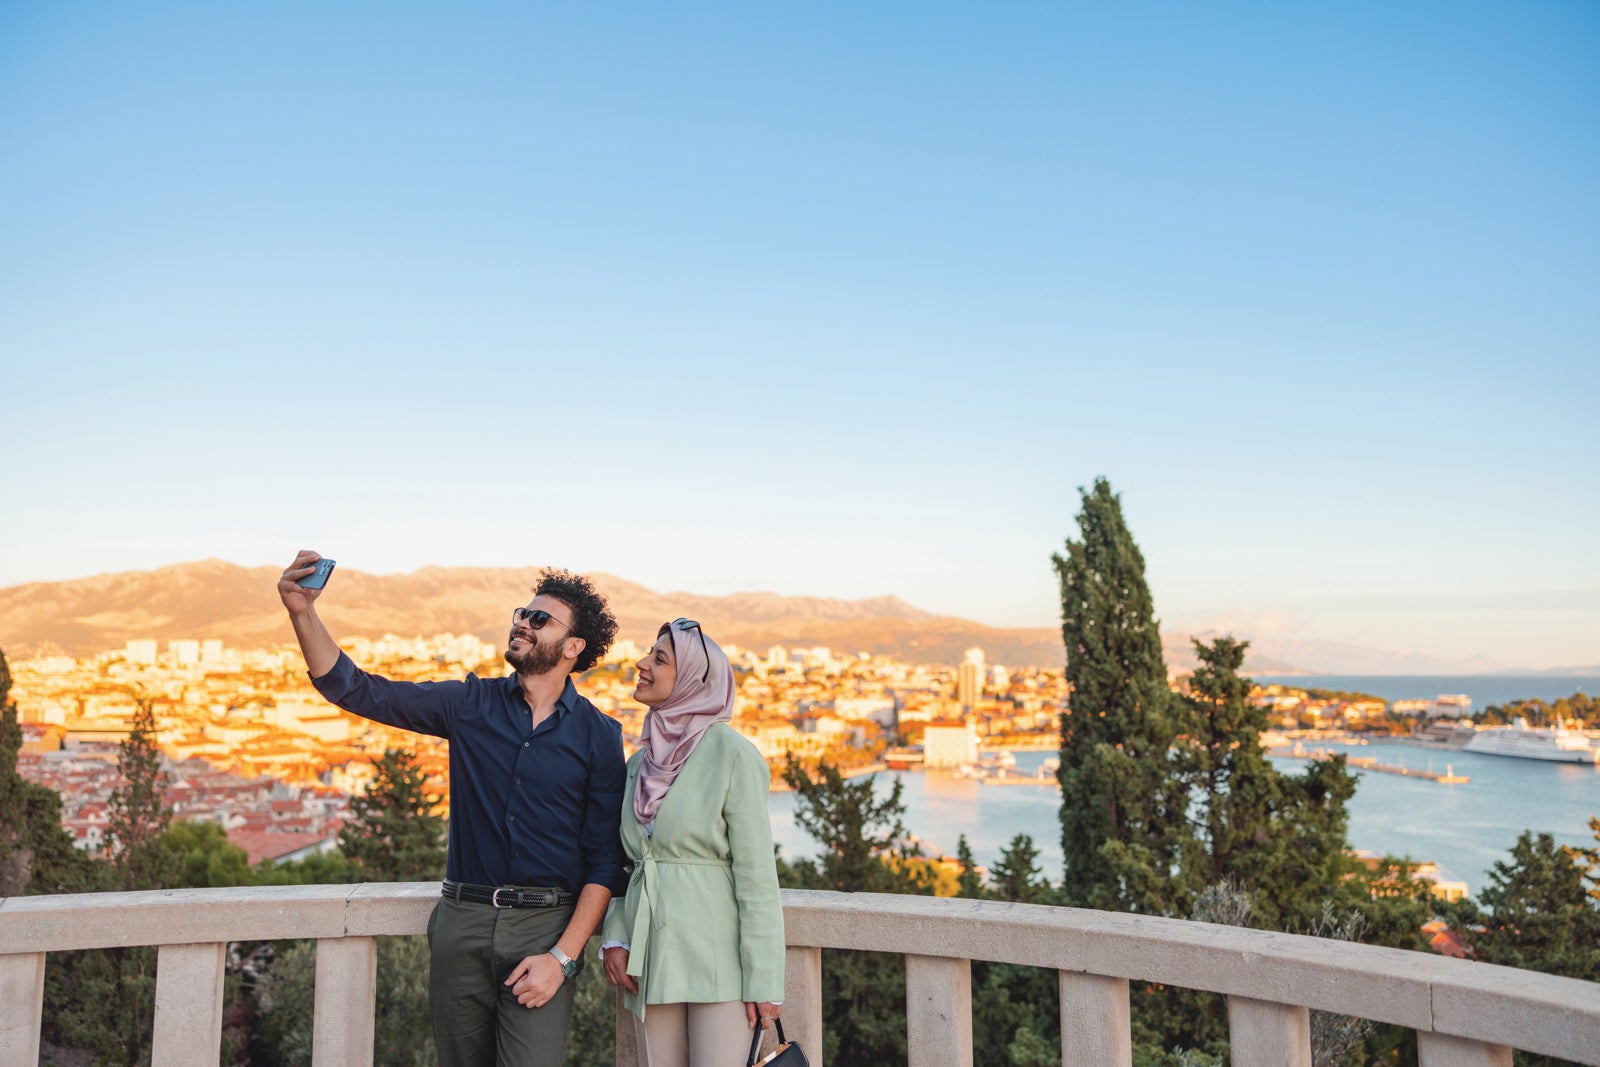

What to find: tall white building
left=169, top=640, right=200, bottom=666
left=957, top=647, right=986, bottom=709
left=125, top=639, right=157, bottom=665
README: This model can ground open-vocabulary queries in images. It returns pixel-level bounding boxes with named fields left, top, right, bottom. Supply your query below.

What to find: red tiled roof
left=1422, top=920, right=1471, bottom=959
left=226, top=828, right=337, bottom=866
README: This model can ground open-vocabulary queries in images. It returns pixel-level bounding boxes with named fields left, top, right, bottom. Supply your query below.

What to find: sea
left=768, top=675, right=1600, bottom=898
left=1251, top=674, right=1599, bottom=709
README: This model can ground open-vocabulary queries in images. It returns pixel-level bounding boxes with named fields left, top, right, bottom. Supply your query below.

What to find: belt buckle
left=491, top=888, right=511, bottom=909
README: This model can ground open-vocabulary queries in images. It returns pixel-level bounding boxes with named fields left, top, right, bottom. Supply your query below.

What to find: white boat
left=1462, top=717, right=1600, bottom=764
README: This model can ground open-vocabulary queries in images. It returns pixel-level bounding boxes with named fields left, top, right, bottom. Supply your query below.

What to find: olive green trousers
left=427, top=897, right=580, bottom=1067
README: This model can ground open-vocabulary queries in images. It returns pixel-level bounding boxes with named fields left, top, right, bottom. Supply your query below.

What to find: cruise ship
left=1462, top=717, right=1600, bottom=764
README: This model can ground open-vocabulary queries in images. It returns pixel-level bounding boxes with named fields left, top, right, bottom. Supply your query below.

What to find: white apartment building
left=923, top=722, right=978, bottom=768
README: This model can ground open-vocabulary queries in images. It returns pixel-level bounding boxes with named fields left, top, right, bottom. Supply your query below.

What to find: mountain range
left=0, top=560, right=1557, bottom=675
left=0, top=560, right=1072, bottom=667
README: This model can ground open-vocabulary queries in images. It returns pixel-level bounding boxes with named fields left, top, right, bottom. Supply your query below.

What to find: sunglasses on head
left=671, top=617, right=711, bottom=684
left=512, top=607, right=572, bottom=634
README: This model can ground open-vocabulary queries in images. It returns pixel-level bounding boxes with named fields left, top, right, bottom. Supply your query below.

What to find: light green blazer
left=602, top=722, right=785, bottom=1017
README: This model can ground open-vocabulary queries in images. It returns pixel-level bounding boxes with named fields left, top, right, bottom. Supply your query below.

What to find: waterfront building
left=923, top=720, right=978, bottom=767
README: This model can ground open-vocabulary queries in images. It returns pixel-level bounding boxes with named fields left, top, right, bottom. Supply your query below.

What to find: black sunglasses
left=512, top=607, right=573, bottom=634
left=671, top=617, right=711, bottom=684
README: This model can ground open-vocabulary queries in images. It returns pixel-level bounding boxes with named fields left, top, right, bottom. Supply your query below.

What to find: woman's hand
left=602, top=946, right=637, bottom=993
left=746, top=1001, right=781, bottom=1030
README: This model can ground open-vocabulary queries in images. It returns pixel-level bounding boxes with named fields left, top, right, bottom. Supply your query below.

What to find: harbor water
left=769, top=745, right=1600, bottom=897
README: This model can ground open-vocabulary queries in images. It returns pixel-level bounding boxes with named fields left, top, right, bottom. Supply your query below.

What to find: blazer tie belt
left=625, top=853, right=734, bottom=981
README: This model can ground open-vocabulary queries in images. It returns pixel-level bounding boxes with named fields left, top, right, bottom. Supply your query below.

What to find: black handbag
left=746, top=1017, right=809, bottom=1067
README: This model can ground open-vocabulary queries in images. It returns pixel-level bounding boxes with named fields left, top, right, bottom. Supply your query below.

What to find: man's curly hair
left=533, top=568, right=618, bottom=674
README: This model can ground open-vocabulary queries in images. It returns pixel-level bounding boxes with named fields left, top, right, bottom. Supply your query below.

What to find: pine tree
left=337, top=748, right=445, bottom=882
left=1051, top=478, right=1191, bottom=913
left=1456, top=828, right=1600, bottom=983
left=106, top=695, right=178, bottom=891
left=1174, top=636, right=1363, bottom=931
left=782, top=755, right=923, bottom=895
left=256, top=749, right=446, bottom=1066
left=989, top=833, right=1050, bottom=905
left=59, top=694, right=184, bottom=1066
left=780, top=756, right=936, bottom=1067
left=955, top=834, right=984, bottom=898
left=972, top=834, right=1061, bottom=1067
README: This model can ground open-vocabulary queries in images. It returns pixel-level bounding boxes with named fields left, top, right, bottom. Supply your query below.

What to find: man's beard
left=504, top=635, right=567, bottom=677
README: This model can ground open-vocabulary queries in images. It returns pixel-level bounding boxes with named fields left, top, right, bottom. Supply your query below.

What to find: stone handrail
left=2, top=883, right=1597, bottom=1066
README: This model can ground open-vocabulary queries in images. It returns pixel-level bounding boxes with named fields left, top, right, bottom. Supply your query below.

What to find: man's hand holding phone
left=278, top=550, right=335, bottom=614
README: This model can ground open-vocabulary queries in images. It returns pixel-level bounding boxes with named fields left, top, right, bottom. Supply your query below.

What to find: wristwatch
left=548, top=945, right=579, bottom=981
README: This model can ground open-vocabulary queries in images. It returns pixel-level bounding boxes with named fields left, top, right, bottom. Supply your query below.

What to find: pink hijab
left=633, top=620, right=736, bottom=825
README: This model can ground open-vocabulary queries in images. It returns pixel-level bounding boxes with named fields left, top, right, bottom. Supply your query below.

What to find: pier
left=1277, top=747, right=1469, bottom=783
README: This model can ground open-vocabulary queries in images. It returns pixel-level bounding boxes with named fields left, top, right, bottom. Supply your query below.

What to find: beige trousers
left=633, top=1001, right=755, bottom=1067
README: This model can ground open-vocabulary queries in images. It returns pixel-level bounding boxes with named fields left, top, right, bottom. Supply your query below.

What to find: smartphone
left=296, top=558, right=337, bottom=589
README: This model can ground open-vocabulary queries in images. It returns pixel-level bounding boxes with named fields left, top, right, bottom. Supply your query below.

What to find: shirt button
left=508, top=815, right=515, bottom=822
left=523, top=742, right=530, bottom=748
left=515, top=778, right=522, bottom=785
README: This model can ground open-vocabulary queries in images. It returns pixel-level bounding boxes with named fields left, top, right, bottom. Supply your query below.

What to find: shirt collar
left=503, top=673, right=580, bottom=718
left=556, top=675, right=579, bottom=715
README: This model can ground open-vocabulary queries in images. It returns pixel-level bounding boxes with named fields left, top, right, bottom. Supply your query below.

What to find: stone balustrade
left=3, top=884, right=1598, bottom=1066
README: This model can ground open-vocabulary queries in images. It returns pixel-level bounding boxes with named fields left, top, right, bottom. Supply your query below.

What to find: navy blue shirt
left=311, top=652, right=628, bottom=895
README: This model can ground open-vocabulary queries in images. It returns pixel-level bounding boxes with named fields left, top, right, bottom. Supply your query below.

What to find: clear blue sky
left=2, top=2, right=1595, bottom=668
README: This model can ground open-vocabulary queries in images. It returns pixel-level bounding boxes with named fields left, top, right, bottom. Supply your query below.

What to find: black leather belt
left=441, top=880, right=575, bottom=908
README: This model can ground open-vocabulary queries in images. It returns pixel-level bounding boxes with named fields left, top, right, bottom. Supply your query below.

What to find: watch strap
left=548, top=945, right=579, bottom=980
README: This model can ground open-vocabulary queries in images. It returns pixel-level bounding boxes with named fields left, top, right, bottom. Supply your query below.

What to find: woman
left=601, top=618, right=785, bottom=1067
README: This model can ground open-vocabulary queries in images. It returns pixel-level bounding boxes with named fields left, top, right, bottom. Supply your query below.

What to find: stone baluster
left=0, top=951, right=45, bottom=1065
left=905, top=954, right=972, bottom=1067
left=1227, top=996, right=1311, bottom=1067
left=783, top=945, right=824, bottom=1066
left=312, top=936, right=376, bottom=1067
left=1059, top=971, right=1132, bottom=1066
left=151, top=942, right=227, bottom=1066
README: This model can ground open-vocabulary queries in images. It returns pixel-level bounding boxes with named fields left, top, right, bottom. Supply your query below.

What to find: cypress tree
left=1051, top=478, right=1191, bottom=912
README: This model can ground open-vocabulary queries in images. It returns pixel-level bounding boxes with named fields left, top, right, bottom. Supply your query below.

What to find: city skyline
left=2, top=3, right=1595, bottom=669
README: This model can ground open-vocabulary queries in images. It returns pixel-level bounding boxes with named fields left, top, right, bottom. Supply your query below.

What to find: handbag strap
left=746, top=1017, right=789, bottom=1066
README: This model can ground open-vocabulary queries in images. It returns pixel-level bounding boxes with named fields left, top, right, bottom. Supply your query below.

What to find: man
left=277, top=550, right=628, bottom=1067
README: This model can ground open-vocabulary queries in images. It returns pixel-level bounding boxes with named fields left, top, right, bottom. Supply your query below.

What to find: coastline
left=768, top=761, right=886, bottom=792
